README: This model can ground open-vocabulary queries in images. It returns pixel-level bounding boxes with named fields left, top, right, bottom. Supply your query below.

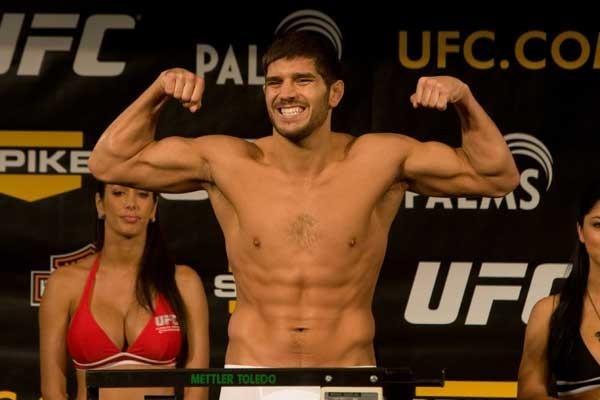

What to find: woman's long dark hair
left=549, top=181, right=600, bottom=372
left=96, top=182, right=188, bottom=366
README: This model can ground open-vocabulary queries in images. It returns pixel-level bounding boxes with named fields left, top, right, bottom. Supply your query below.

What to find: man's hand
left=410, top=76, right=469, bottom=111
left=158, top=68, right=205, bottom=112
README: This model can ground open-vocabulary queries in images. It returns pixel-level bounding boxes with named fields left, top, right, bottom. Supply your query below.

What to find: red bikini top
left=66, top=256, right=182, bottom=369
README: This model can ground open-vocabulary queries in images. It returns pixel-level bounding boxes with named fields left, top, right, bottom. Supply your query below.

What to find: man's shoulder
left=345, top=132, right=416, bottom=155
left=252, top=136, right=271, bottom=149
left=194, top=134, right=265, bottom=160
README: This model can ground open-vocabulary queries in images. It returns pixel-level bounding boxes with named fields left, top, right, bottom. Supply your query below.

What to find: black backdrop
left=1, top=3, right=598, bottom=399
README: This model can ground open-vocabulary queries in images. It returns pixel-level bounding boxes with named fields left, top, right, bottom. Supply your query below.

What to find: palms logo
left=275, top=9, right=343, bottom=60
left=404, top=132, right=554, bottom=210
left=505, top=133, right=554, bottom=192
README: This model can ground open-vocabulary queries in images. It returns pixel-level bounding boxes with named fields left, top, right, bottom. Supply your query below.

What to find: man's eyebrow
left=293, top=72, right=317, bottom=79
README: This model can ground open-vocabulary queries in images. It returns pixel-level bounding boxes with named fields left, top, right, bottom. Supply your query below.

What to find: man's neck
left=271, top=126, right=336, bottom=178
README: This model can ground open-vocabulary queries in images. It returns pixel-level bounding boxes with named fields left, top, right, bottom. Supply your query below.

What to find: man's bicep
left=130, top=134, right=250, bottom=193
left=144, top=137, right=209, bottom=174
left=110, top=136, right=214, bottom=192
left=403, top=141, right=474, bottom=194
left=403, top=141, right=511, bottom=196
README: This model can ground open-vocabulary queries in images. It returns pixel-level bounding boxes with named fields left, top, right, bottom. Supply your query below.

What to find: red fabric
left=66, top=256, right=182, bottom=369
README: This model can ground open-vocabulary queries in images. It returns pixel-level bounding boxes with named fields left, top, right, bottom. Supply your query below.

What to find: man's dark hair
left=262, top=30, right=342, bottom=86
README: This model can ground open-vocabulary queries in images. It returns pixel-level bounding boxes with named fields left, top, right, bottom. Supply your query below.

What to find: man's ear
left=329, top=80, right=344, bottom=108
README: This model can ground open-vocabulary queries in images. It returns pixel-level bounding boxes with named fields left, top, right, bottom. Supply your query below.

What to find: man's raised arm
left=89, top=68, right=216, bottom=193
left=403, top=76, right=519, bottom=197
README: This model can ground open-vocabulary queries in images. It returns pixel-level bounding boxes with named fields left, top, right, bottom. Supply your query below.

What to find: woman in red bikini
left=39, top=183, right=209, bottom=400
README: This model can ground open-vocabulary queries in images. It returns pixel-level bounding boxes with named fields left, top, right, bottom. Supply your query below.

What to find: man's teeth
left=280, top=106, right=304, bottom=116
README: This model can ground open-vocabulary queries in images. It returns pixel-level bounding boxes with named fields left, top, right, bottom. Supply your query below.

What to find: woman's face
left=578, top=200, right=600, bottom=268
left=96, top=184, right=157, bottom=239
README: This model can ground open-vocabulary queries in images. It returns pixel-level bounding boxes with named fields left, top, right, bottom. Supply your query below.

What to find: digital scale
left=86, top=367, right=444, bottom=400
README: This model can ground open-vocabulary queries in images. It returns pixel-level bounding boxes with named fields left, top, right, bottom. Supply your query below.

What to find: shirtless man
left=89, top=31, right=519, bottom=399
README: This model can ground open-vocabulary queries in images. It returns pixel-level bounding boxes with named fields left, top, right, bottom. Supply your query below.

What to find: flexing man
left=89, top=31, right=519, bottom=399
